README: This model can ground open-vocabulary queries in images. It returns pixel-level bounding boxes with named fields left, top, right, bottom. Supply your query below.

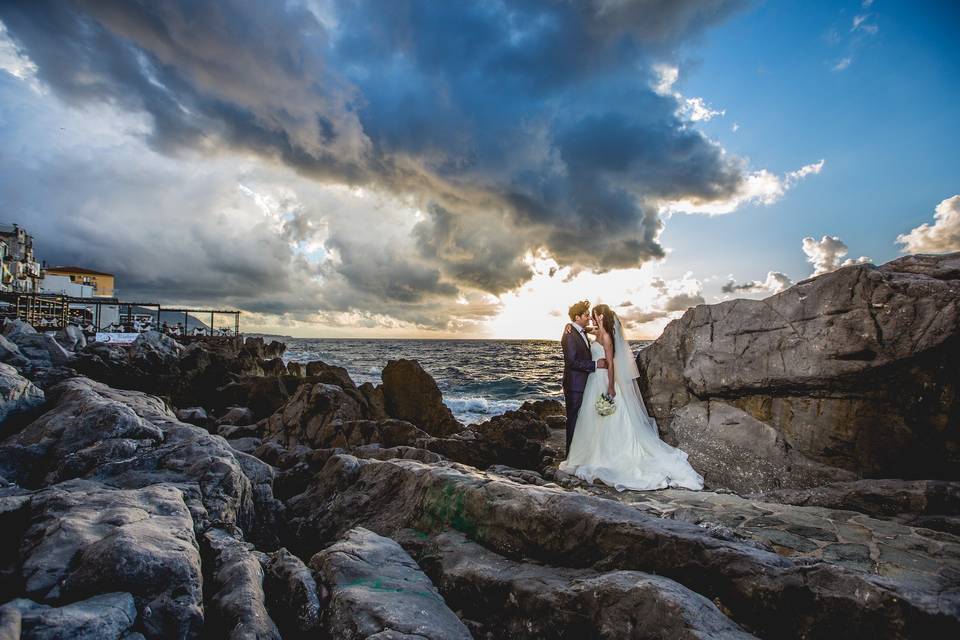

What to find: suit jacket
left=561, top=323, right=596, bottom=394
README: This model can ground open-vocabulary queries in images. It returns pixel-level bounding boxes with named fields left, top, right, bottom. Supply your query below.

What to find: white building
left=39, top=273, right=120, bottom=328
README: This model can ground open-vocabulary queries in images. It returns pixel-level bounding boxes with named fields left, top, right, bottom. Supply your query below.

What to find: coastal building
left=43, top=265, right=115, bottom=297
left=0, top=223, right=42, bottom=293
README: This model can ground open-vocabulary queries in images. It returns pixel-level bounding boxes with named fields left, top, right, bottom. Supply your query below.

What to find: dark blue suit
left=561, top=322, right=596, bottom=452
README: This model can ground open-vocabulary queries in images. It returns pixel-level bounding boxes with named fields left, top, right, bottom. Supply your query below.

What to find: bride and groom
left=558, top=300, right=703, bottom=491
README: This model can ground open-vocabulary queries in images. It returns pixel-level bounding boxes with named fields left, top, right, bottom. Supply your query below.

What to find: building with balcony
left=42, top=265, right=115, bottom=297
left=0, top=223, right=42, bottom=293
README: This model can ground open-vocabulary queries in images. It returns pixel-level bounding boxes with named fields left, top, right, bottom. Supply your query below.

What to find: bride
left=559, top=304, right=704, bottom=491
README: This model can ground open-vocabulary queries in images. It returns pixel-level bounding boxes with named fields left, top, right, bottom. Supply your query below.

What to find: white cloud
left=731, top=122, right=740, bottom=133
left=663, top=159, right=825, bottom=215
left=802, top=235, right=872, bottom=276
left=680, top=96, right=725, bottom=122
left=652, top=63, right=679, bottom=96
left=0, top=21, right=40, bottom=92
left=852, top=14, right=878, bottom=34
left=896, top=195, right=960, bottom=254
left=722, top=271, right=793, bottom=295
left=833, top=56, right=853, bottom=72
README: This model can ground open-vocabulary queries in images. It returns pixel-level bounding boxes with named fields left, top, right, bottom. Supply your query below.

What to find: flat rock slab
left=288, top=455, right=959, bottom=639
left=586, top=485, right=960, bottom=597
left=309, top=527, right=471, bottom=640
left=418, top=530, right=755, bottom=639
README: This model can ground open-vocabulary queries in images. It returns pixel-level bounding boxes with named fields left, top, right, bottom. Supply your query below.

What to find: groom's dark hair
left=568, top=300, right=590, bottom=321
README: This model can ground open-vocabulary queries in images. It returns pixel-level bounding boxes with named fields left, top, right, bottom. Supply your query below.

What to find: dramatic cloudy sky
left=1, top=1, right=957, bottom=338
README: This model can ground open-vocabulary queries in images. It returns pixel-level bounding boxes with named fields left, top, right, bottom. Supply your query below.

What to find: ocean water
left=281, top=338, right=653, bottom=424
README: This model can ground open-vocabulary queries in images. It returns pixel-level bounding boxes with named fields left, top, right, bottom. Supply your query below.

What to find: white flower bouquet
left=595, top=392, right=617, bottom=417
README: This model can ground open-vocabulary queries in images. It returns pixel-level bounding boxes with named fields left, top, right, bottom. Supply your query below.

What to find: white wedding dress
left=559, top=319, right=703, bottom=491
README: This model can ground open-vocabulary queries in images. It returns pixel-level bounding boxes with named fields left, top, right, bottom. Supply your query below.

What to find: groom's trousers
left=564, top=390, right=584, bottom=452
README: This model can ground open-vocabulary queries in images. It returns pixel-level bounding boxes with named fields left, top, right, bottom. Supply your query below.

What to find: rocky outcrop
left=418, top=530, right=754, bottom=639
left=0, top=335, right=30, bottom=370
left=382, top=359, right=463, bottom=436
left=53, top=324, right=87, bottom=353
left=262, top=548, right=322, bottom=638
left=0, top=592, right=137, bottom=640
left=637, top=253, right=960, bottom=485
left=519, top=398, right=567, bottom=429
left=309, top=527, right=471, bottom=640
left=0, top=363, right=44, bottom=427
left=285, top=454, right=959, bottom=639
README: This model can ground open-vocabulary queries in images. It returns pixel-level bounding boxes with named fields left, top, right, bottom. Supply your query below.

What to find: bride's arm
left=602, top=337, right=616, bottom=397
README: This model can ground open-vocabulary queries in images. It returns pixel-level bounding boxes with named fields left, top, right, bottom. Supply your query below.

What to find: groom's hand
left=596, top=358, right=608, bottom=369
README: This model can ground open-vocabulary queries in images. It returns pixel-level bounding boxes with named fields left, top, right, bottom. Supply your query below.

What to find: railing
left=0, top=292, right=69, bottom=329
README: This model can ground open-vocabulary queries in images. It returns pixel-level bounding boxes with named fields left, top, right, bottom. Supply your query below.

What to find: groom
left=561, top=301, right=607, bottom=453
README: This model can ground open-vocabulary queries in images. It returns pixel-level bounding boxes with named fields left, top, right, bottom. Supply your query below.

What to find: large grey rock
left=1, top=319, right=36, bottom=339
left=0, top=592, right=137, bottom=640
left=19, top=480, right=202, bottom=639
left=418, top=530, right=754, bottom=639
left=286, top=455, right=959, bottom=639
left=637, top=253, right=960, bottom=480
left=260, top=383, right=364, bottom=448
left=0, top=334, right=30, bottom=369
left=53, top=325, right=87, bottom=352
left=9, top=333, right=71, bottom=371
left=0, top=362, right=44, bottom=426
left=201, top=527, right=280, bottom=640
left=667, top=400, right=856, bottom=493
left=309, top=527, right=471, bottom=640
left=381, top=359, right=463, bottom=436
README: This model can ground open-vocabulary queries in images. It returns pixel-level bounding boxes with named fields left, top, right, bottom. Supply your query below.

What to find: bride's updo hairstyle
left=592, top=304, right=616, bottom=355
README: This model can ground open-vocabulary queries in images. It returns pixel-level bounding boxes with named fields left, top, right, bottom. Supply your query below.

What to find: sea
left=280, top=338, right=653, bottom=424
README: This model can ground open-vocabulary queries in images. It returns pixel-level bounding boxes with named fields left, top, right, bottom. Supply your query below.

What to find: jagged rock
left=304, top=361, right=356, bottom=390
left=218, top=423, right=261, bottom=440
left=418, top=530, right=754, bottom=639
left=1, top=319, right=36, bottom=339
left=0, top=362, right=44, bottom=426
left=262, top=548, right=323, bottom=638
left=0, top=592, right=137, bottom=640
left=637, top=253, right=960, bottom=480
left=309, top=527, right=471, bottom=640
left=0, top=605, right=19, bottom=640
left=0, top=334, right=30, bottom=370
left=19, top=480, right=203, bottom=639
left=260, top=383, right=364, bottom=449
left=232, top=451, right=285, bottom=551
left=667, top=400, right=856, bottom=493
left=53, top=324, right=87, bottom=352
left=286, top=455, right=959, bottom=638
left=0, top=494, right=30, bottom=603
left=8, top=333, right=71, bottom=371
left=357, top=382, right=387, bottom=420
left=201, top=527, right=280, bottom=640
left=213, top=376, right=302, bottom=422
left=226, top=436, right=262, bottom=455
left=286, top=361, right=304, bottom=377
left=261, top=357, right=287, bottom=377
left=217, top=406, right=256, bottom=427
left=244, top=337, right=286, bottom=360
left=381, top=359, right=462, bottom=436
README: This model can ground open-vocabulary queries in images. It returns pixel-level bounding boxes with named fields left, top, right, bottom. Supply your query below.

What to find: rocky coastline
left=0, top=252, right=957, bottom=639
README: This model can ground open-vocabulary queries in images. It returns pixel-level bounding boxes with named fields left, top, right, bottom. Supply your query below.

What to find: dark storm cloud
left=1, top=0, right=750, bottom=324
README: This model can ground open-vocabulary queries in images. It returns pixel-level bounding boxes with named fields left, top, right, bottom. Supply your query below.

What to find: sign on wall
left=94, top=333, right=139, bottom=344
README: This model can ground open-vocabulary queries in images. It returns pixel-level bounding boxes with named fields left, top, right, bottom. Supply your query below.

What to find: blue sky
left=659, top=0, right=960, bottom=285
left=0, top=1, right=957, bottom=338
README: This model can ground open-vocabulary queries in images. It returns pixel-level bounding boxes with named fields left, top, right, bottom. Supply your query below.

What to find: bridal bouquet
left=595, top=392, right=617, bottom=417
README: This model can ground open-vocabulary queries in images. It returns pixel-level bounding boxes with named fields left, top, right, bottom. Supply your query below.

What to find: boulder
left=8, top=333, right=71, bottom=371
left=200, top=527, right=280, bottom=640
left=260, top=383, right=364, bottom=449
left=19, top=480, right=203, bottom=639
left=381, top=359, right=462, bottom=436
left=637, top=253, right=960, bottom=480
left=175, top=406, right=209, bottom=426
left=357, top=382, right=387, bottom=420
left=0, top=592, right=137, bottom=640
left=0, top=334, right=30, bottom=370
left=0, top=362, right=44, bottom=427
left=285, top=455, right=959, bottom=639
left=216, top=406, right=255, bottom=427
left=418, top=530, right=754, bottom=639
left=666, top=400, right=856, bottom=493
left=304, top=361, right=356, bottom=390
left=286, top=361, right=304, bottom=377
left=309, top=527, right=471, bottom=640
left=1, top=319, right=36, bottom=339
left=262, top=548, right=323, bottom=637
left=54, top=324, right=87, bottom=352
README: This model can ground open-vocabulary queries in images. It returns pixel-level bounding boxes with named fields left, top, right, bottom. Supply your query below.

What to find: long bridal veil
left=611, top=317, right=658, bottom=440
